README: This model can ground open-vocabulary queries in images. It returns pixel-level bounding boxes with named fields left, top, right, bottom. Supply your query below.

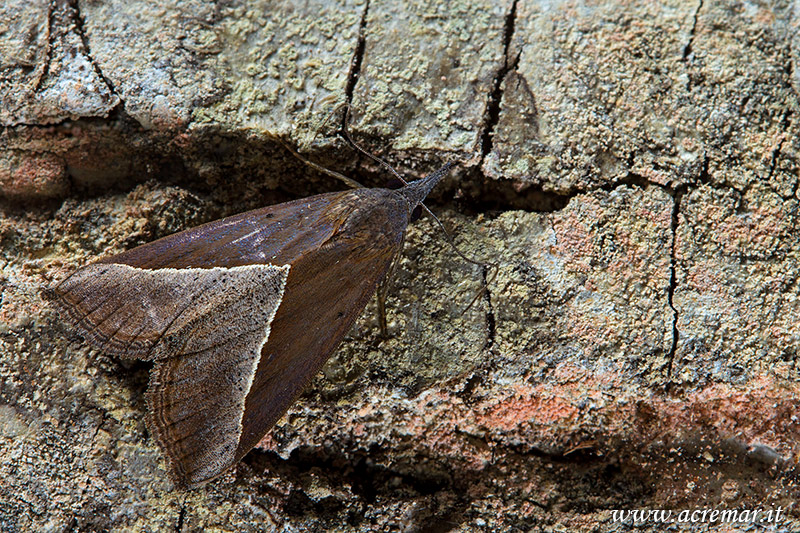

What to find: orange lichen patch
left=479, top=386, right=580, bottom=431
left=0, top=151, right=69, bottom=201
left=466, top=368, right=800, bottom=462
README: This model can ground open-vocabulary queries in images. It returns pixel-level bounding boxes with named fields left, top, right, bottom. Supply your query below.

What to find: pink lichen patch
left=682, top=261, right=723, bottom=291
left=0, top=267, right=51, bottom=329
left=563, top=312, right=621, bottom=345
left=550, top=203, right=600, bottom=274
left=139, top=95, right=191, bottom=130
left=350, top=423, right=367, bottom=438
left=549, top=363, right=626, bottom=390
left=394, top=391, right=491, bottom=469
left=665, top=377, right=800, bottom=452
left=254, top=433, right=280, bottom=452
left=717, top=204, right=789, bottom=257
left=633, top=165, right=672, bottom=186
left=0, top=296, right=34, bottom=329
left=248, top=368, right=799, bottom=504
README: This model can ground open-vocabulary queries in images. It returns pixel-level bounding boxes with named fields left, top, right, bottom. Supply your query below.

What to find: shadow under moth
left=44, top=161, right=455, bottom=489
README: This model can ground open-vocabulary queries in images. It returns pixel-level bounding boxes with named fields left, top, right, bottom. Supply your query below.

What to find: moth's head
left=397, top=161, right=456, bottom=218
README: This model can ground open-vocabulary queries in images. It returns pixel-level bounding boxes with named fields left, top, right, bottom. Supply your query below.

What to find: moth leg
left=375, top=286, right=388, bottom=338
left=375, top=252, right=402, bottom=338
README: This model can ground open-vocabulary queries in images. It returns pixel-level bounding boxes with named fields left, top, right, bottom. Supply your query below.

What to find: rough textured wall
left=1, top=0, right=798, bottom=531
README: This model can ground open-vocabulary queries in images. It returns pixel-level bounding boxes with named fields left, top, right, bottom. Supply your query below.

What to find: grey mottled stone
left=0, top=0, right=118, bottom=126
left=674, top=183, right=800, bottom=384
left=485, top=0, right=797, bottom=196
left=80, top=0, right=365, bottom=144
left=351, top=0, right=513, bottom=157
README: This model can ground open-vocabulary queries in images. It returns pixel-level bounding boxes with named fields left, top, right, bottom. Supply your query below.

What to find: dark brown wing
left=97, top=192, right=350, bottom=270
left=45, top=263, right=288, bottom=360
left=152, top=189, right=411, bottom=487
left=235, top=195, right=408, bottom=461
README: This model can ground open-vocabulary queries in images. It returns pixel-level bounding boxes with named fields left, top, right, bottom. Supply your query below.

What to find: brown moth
left=44, top=161, right=454, bottom=489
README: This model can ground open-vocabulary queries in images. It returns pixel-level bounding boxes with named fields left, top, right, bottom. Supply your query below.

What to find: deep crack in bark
left=479, top=0, right=519, bottom=161
left=482, top=266, right=496, bottom=351
left=342, top=0, right=370, bottom=128
left=682, top=0, right=703, bottom=92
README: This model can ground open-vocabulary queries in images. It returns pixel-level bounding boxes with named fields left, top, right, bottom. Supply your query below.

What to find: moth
left=45, top=161, right=454, bottom=489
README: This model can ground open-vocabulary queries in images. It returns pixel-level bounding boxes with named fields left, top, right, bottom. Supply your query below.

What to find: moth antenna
left=305, top=98, right=346, bottom=146
left=418, top=201, right=499, bottom=317
left=421, top=204, right=496, bottom=269
left=265, top=131, right=363, bottom=190
left=340, top=104, right=409, bottom=186
left=460, top=263, right=499, bottom=316
left=420, top=203, right=498, bottom=317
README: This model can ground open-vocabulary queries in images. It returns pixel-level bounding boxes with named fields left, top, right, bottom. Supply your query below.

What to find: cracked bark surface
left=1, top=0, right=799, bottom=531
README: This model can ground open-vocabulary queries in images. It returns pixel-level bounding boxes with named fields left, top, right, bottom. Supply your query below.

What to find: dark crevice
left=68, top=0, right=125, bottom=111
left=336, top=0, right=369, bottom=174
left=61, top=517, right=78, bottom=533
left=243, top=445, right=479, bottom=526
left=463, top=170, right=671, bottom=216
left=175, top=504, right=186, bottom=532
left=342, top=0, right=370, bottom=119
left=479, top=0, right=519, bottom=161
left=766, top=110, right=791, bottom=183
left=664, top=156, right=706, bottom=386
left=601, top=172, right=654, bottom=193
left=665, top=187, right=684, bottom=385
left=682, top=0, right=703, bottom=92
left=459, top=179, right=573, bottom=215
left=32, top=1, right=55, bottom=93
left=482, top=266, right=496, bottom=351
left=767, top=138, right=787, bottom=183
left=682, top=0, right=703, bottom=61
